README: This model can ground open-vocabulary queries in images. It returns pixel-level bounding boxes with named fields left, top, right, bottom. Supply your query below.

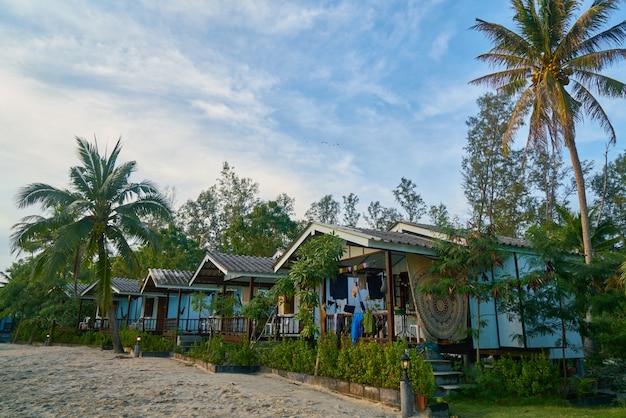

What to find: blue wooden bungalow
left=138, top=251, right=285, bottom=341
left=78, top=278, right=143, bottom=330
left=273, top=221, right=584, bottom=363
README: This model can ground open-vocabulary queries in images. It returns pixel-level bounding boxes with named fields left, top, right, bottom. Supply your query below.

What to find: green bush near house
left=462, top=354, right=561, bottom=400
left=185, top=335, right=259, bottom=366
left=257, top=336, right=436, bottom=398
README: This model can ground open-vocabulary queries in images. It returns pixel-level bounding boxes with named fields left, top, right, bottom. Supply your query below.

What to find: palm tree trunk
left=566, top=143, right=593, bottom=264
left=109, top=304, right=124, bottom=354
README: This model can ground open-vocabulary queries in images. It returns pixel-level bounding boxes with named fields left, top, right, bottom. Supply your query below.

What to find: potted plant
left=408, top=352, right=436, bottom=410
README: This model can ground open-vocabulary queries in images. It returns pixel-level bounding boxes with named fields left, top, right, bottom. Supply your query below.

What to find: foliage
left=462, top=92, right=533, bottom=237
left=363, top=201, right=402, bottom=230
left=241, top=290, right=276, bottom=337
left=222, top=200, right=299, bottom=257
left=393, top=177, right=427, bottom=223
left=591, top=149, right=626, bottom=236
left=0, top=258, right=80, bottom=345
left=209, top=292, right=241, bottom=317
left=259, top=337, right=435, bottom=397
left=341, top=193, right=360, bottom=227
left=11, top=136, right=172, bottom=353
left=426, top=225, right=503, bottom=359
left=113, top=223, right=203, bottom=276
left=466, top=355, right=561, bottom=400
left=118, top=328, right=174, bottom=352
left=177, top=161, right=261, bottom=250
left=471, top=0, right=626, bottom=264
left=287, top=233, right=344, bottom=338
left=305, top=194, right=340, bottom=224
left=186, top=335, right=258, bottom=366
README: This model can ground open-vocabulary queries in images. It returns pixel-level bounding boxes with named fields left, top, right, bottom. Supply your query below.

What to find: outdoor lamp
left=134, top=336, right=141, bottom=358
left=400, top=352, right=410, bottom=381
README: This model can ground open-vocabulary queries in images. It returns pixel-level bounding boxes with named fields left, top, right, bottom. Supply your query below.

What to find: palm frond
left=571, top=79, right=617, bottom=143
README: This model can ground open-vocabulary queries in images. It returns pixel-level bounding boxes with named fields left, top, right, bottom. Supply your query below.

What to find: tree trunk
left=567, top=143, right=593, bottom=264
left=108, top=304, right=124, bottom=354
left=27, top=320, right=39, bottom=345
left=48, top=319, right=56, bottom=346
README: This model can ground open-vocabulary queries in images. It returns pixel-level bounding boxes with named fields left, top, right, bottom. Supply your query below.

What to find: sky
left=1, top=0, right=624, bottom=273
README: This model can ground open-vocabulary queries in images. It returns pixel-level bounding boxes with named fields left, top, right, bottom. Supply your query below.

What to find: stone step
left=435, top=383, right=474, bottom=398
left=425, top=359, right=453, bottom=372
left=433, top=370, right=463, bottom=385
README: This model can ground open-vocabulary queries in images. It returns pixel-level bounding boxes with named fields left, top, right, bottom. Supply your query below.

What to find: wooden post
left=125, top=295, right=131, bottom=327
left=385, top=250, right=395, bottom=341
left=176, top=289, right=182, bottom=337
left=247, top=277, right=255, bottom=341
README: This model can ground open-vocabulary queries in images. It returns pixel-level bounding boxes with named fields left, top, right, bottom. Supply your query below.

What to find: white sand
left=0, top=344, right=398, bottom=417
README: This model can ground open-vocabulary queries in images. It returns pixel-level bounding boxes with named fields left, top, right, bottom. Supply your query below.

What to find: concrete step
left=433, top=370, right=464, bottom=385
left=425, top=359, right=453, bottom=372
left=435, top=383, right=474, bottom=398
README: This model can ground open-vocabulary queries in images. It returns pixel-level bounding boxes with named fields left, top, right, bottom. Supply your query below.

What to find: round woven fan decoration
left=414, top=274, right=467, bottom=341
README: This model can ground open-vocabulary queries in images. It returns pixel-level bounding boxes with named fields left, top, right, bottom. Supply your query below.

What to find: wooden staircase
left=427, top=359, right=466, bottom=398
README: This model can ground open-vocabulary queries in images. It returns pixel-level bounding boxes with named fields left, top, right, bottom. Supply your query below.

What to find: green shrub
left=471, top=354, right=560, bottom=400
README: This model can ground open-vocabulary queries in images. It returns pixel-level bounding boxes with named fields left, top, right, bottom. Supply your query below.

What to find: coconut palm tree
left=471, top=0, right=626, bottom=264
left=11, top=136, right=172, bottom=352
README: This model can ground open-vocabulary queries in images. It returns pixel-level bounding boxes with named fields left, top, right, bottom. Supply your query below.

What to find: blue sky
left=1, top=0, right=624, bottom=272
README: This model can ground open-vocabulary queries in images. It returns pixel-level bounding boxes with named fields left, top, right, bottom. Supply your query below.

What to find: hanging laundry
left=362, top=312, right=375, bottom=335
left=351, top=312, right=364, bottom=344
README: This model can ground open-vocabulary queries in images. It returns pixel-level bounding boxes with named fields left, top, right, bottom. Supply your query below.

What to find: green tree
left=177, top=162, right=260, bottom=250
left=11, top=137, right=172, bottom=353
left=591, top=149, right=626, bottom=234
left=463, top=93, right=533, bottom=237
left=472, top=0, right=626, bottom=264
left=112, top=222, right=203, bottom=276
left=363, top=201, right=402, bottom=230
left=221, top=200, right=299, bottom=257
left=305, top=194, right=340, bottom=224
left=342, top=193, right=361, bottom=227
left=393, top=177, right=426, bottom=223
left=177, top=187, right=220, bottom=248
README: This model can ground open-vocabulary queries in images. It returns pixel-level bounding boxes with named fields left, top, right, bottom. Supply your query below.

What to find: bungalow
left=78, top=278, right=143, bottom=330
left=273, top=221, right=584, bottom=363
left=139, top=251, right=285, bottom=340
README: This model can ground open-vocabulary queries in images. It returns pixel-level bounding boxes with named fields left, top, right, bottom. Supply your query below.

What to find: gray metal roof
left=207, top=251, right=277, bottom=275
left=79, top=277, right=142, bottom=297
left=190, top=251, right=281, bottom=287
left=355, top=227, right=438, bottom=249
left=146, top=269, right=194, bottom=288
left=111, top=277, right=142, bottom=294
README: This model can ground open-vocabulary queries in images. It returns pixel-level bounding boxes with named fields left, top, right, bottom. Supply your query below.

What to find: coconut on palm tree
left=471, top=0, right=626, bottom=264
left=11, top=137, right=172, bottom=352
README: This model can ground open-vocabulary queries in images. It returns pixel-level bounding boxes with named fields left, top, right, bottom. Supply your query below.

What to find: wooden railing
left=325, top=312, right=390, bottom=343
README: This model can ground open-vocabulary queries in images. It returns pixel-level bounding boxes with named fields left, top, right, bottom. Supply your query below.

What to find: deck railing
left=325, top=312, right=390, bottom=343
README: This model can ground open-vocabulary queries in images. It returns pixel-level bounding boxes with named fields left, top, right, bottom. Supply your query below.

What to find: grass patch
left=448, top=398, right=625, bottom=418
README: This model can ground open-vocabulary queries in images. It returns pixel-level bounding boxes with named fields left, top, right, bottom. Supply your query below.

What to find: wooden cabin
left=78, top=278, right=143, bottom=330
left=274, top=221, right=584, bottom=363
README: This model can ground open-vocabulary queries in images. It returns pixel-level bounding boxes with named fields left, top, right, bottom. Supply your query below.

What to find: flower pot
left=415, top=393, right=427, bottom=411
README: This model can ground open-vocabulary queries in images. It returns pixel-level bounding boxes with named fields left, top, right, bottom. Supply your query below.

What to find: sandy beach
left=0, top=344, right=398, bottom=417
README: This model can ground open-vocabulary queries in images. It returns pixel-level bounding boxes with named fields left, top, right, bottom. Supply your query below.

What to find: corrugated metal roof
left=111, top=277, right=142, bottom=294
left=147, top=269, right=194, bottom=287
left=190, top=251, right=281, bottom=287
left=356, top=227, right=438, bottom=249
left=207, top=251, right=277, bottom=275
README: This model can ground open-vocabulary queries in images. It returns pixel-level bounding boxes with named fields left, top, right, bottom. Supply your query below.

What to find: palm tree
left=471, top=0, right=626, bottom=264
left=11, top=137, right=172, bottom=352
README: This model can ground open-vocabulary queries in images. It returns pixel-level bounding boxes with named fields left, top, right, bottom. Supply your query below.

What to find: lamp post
left=45, top=334, right=50, bottom=347
left=134, top=336, right=141, bottom=358
left=400, top=352, right=413, bottom=418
